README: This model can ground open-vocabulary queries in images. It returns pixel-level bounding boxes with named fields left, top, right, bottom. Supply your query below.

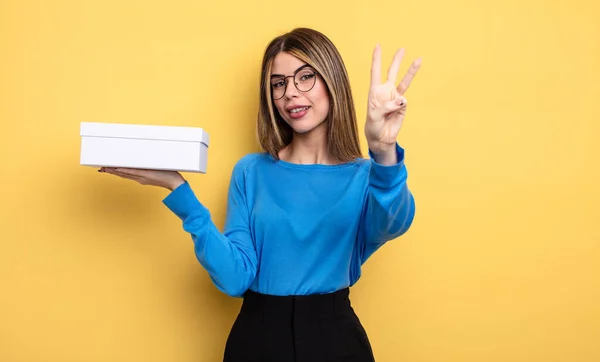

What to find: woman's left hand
left=365, top=45, right=421, bottom=159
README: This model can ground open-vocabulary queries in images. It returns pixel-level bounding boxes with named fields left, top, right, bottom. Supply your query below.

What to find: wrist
left=166, top=176, right=186, bottom=191
left=369, top=143, right=398, bottom=165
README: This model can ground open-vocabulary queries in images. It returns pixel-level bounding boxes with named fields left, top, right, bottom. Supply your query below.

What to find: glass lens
left=295, top=69, right=316, bottom=92
left=271, top=78, right=286, bottom=99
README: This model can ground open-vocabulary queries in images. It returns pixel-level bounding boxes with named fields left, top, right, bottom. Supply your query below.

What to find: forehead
left=271, top=52, right=307, bottom=75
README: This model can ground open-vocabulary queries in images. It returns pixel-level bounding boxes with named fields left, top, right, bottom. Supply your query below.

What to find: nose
left=283, top=78, right=300, bottom=99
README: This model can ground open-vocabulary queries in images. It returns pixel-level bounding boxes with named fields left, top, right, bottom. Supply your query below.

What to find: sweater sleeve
left=162, top=161, right=258, bottom=297
left=358, top=143, right=416, bottom=263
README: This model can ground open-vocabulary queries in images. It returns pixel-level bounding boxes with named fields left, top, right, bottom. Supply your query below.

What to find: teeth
left=290, top=106, right=309, bottom=113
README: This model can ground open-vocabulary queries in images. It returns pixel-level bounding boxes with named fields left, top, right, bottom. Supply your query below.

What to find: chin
left=285, top=115, right=327, bottom=135
left=290, top=123, right=317, bottom=134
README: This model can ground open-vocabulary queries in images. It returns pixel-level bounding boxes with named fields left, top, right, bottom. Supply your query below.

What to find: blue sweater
left=162, top=143, right=415, bottom=297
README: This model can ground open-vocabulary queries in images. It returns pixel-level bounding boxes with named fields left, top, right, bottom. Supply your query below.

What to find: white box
left=80, top=122, right=210, bottom=173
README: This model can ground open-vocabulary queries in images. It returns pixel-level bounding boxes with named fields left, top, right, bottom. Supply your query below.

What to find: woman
left=100, top=27, right=421, bottom=362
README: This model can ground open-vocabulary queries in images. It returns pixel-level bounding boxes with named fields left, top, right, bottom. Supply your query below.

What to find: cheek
left=273, top=100, right=286, bottom=118
left=310, top=83, right=330, bottom=113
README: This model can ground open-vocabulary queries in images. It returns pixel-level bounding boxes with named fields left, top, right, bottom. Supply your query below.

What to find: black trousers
left=223, top=287, right=376, bottom=362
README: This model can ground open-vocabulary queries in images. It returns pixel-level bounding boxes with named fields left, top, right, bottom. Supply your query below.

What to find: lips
left=285, top=104, right=311, bottom=112
left=286, top=105, right=311, bottom=120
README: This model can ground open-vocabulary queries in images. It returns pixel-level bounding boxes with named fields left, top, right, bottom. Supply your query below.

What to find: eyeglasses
left=270, top=64, right=318, bottom=100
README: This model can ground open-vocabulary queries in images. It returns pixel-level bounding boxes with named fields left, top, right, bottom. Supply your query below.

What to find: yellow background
left=1, top=0, right=598, bottom=361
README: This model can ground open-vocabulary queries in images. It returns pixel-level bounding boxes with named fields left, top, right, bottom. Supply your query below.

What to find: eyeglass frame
left=269, top=64, right=319, bottom=100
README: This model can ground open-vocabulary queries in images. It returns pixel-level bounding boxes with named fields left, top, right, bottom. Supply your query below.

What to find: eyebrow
left=270, top=64, right=313, bottom=78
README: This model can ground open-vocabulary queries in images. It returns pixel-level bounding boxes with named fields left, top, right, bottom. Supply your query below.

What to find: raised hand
left=365, top=45, right=421, bottom=160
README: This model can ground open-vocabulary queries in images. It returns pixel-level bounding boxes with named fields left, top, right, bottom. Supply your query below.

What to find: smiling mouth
left=289, top=106, right=310, bottom=114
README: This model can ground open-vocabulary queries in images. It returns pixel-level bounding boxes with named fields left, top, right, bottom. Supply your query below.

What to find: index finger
left=397, top=58, right=422, bottom=95
left=370, top=44, right=382, bottom=88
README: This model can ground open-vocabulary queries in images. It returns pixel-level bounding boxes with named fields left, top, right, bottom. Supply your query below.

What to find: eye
left=299, top=73, right=315, bottom=81
left=271, top=80, right=285, bottom=88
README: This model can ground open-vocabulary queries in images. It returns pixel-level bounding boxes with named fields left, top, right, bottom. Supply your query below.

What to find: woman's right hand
left=99, top=167, right=186, bottom=191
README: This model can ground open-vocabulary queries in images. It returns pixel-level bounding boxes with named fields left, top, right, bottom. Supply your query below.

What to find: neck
left=279, top=123, right=336, bottom=165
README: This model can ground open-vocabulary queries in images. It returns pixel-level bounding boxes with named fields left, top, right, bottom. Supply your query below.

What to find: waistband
left=241, top=287, right=351, bottom=315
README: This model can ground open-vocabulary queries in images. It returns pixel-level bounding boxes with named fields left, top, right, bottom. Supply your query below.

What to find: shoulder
left=231, top=152, right=270, bottom=178
left=352, top=156, right=373, bottom=175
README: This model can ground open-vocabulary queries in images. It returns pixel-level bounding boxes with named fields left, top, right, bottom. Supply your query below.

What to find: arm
left=358, top=143, right=415, bottom=263
left=162, top=162, right=257, bottom=297
left=357, top=44, right=421, bottom=262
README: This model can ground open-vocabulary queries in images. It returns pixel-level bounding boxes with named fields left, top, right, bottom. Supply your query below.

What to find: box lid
left=80, top=122, right=209, bottom=146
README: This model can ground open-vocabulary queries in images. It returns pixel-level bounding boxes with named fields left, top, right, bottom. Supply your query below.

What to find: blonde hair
left=257, top=28, right=362, bottom=162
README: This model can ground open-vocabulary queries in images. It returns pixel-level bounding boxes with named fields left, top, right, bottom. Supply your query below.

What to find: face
left=270, top=52, right=330, bottom=135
